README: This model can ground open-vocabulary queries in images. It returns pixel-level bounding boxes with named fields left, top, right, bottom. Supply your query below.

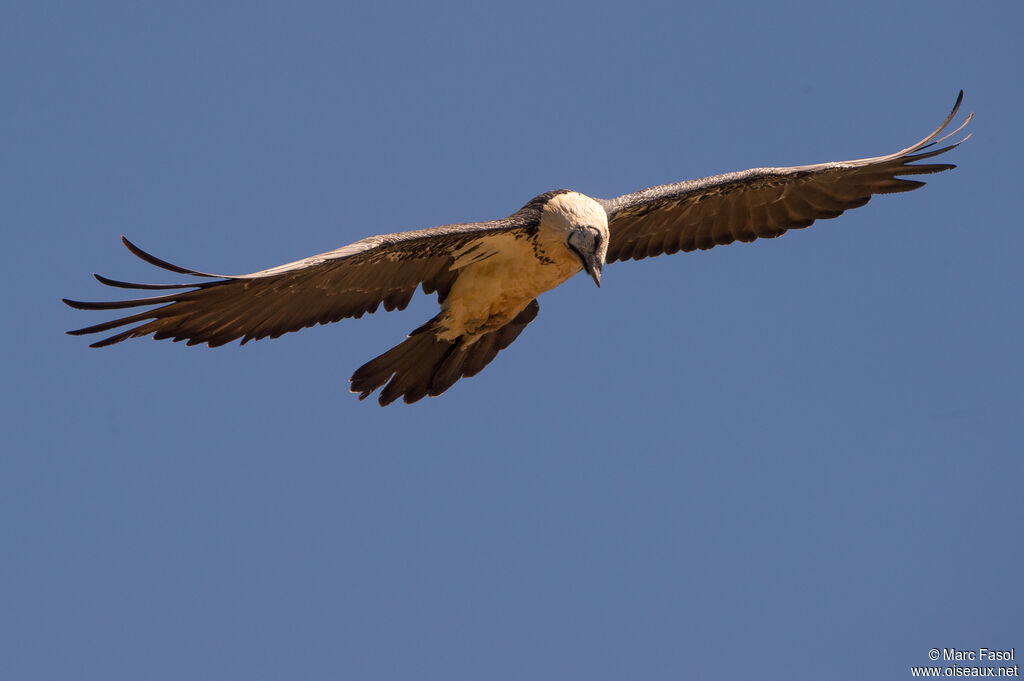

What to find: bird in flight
left=65, top=93, right=972, bottom=405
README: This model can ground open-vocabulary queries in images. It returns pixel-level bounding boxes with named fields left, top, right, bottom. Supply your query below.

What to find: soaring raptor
left=65, top=93, right=972, bottom=405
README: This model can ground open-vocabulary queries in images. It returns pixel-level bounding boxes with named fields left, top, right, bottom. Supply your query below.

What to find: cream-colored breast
left=438, top=232, right=580, bottom=341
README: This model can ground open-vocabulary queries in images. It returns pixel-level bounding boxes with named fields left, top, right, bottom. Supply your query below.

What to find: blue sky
left=3, top=2, right=1021, bottom=680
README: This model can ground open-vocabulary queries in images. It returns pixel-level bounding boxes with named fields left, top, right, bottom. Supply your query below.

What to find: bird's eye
left=566, top=240, right=583, bottom=260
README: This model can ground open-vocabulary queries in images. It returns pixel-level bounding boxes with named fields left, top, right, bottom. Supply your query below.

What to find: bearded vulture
left=64, top=92, right=972, bottom=405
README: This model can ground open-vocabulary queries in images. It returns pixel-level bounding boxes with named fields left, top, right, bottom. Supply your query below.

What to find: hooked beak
left=582, top=254, right=602, bottom=288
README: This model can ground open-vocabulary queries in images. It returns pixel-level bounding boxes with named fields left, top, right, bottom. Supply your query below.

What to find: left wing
left=598, top=92, right=972, bottom=263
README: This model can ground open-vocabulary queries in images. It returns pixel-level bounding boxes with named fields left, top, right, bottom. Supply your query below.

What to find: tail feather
left=430, top=345, right=471, bottom=396
left=378, top=338, right=454, bottom=405
left=350, top=299, right=540, bottom=406
left=462, top=334, right=498, bottom=378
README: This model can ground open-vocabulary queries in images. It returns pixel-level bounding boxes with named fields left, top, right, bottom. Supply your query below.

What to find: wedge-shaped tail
left=351, top=300, right=540, bottom=406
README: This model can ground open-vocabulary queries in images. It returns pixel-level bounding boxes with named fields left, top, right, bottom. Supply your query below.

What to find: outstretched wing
left=64, top=217, right=537, bottom=348
left=599, top=92, right=972, bottom=263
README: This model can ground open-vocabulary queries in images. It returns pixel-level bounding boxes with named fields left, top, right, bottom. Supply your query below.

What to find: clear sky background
left=3, top=2, right=1021, bottom=680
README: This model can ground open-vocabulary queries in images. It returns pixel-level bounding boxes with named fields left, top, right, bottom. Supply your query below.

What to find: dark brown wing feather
left=64, top=212, right=540, bottom=348
left=599, top=92, right=972, bottom=263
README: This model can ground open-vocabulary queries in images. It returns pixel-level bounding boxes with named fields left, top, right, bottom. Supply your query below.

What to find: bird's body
left=441, top=191, right=608, bottom=341
left=65, top=94, right=972, bottom=405
left=442, top=233, right=568, bottom=340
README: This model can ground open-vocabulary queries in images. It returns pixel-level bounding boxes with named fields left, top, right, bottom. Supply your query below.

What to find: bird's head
left=540, top=191, right=609, bottom=287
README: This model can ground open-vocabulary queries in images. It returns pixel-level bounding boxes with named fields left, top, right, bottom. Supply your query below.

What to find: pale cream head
left=540, top=191, right=610, bottom=238
left=540, top=191, right=609, bottom=287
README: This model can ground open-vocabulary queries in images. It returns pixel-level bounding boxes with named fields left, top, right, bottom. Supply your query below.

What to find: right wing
left=63, top=218, right=536, bottom=348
